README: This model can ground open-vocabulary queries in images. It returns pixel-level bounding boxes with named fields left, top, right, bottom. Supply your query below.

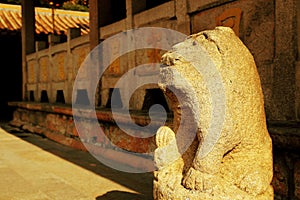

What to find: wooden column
left=126, top=0, right=133, bottom=28
left=273, top=0, right=297, bottom=120
left=125, top=0, right=135, bottom=70
left=297, top=0, right=300, bottom=60
left=296, top=0, right=300, bottom=119
left=89, top=0, right=100, bottom=50
left=21, top=0, right=35, bottom=100
left=175, top=0, right=190, bottom=35
left=89, top=0, right=101, bottom=106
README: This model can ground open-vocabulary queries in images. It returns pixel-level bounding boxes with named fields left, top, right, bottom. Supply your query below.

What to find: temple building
left=0, top=2, right=89, bottom=119
left=3, top=0, right=300, bottom=199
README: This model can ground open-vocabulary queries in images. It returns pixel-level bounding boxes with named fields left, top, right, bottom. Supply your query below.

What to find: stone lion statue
left=154, top=27, right=273, bottom=200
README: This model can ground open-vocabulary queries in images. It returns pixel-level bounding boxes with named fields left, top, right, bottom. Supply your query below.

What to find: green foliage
left=62, top=1, right=88, bottom=12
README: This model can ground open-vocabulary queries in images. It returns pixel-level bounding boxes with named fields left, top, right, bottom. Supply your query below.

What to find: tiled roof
left=0, top=3, right=89, bottom=35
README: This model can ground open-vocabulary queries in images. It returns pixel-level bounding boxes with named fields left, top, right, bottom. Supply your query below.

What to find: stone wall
left=189, top=0, right=298, bottom=122
left=10, top=0, right=300, bottom=199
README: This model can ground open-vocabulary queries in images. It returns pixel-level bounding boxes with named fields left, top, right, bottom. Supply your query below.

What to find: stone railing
left=25, top=28, right=90, bottom=104
left=24, top=1, right=177, bottom=109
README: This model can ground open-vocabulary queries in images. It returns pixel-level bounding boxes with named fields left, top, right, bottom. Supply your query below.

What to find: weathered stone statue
left=154, top=27, right=273, bottom=200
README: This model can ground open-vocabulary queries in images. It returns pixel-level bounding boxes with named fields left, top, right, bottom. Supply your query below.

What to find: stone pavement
left=0, top=123, right=153, bottom=200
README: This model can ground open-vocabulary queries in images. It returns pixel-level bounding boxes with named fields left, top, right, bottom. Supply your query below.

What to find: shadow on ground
left=95, top=190, right=152, bottom=200
left=0, top=122, right=154, bottom=199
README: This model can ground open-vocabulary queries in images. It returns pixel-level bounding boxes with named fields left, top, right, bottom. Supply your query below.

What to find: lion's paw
left=155, top=126, right=182, bottom=169
left=156, top=126, right=176, bottom=148
left=182, top=167, right=216, bottom=192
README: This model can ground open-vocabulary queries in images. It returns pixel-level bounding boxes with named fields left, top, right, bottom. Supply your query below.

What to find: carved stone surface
left=27, top=60, right=36, bottom=84
left=39, top=57, right=49, bottom=82
left=53, top=52, right=66, bottom=81
left=215, top=8, right=242, bottom=36
left=154, top=27, right=273, bottom=199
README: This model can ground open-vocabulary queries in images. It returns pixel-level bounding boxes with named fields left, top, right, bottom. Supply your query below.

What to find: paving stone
left=0, top=126, right=153, bottom=200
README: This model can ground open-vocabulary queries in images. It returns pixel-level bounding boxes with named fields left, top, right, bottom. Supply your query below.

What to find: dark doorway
left=0, top=32, right=22, bottom=120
